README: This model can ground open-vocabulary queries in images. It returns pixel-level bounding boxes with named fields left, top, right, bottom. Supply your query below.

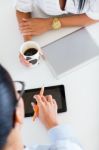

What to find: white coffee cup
left=19, top=41, right=41, bottom=67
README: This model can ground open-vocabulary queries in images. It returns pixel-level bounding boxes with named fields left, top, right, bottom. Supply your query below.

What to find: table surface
left=0, top=1, right=99, bottom=150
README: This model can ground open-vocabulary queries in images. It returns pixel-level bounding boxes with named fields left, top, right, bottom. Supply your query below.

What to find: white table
left=0, top=1, right=99, bottom=150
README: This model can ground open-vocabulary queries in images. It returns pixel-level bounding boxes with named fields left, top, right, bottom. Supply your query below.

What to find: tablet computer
left=22, top=85, right=67, bottom=117
left=42, top=28, right=99, bottom=78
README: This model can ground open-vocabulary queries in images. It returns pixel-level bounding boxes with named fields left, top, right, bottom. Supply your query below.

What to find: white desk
left=0, top=1, right=99, bottom=150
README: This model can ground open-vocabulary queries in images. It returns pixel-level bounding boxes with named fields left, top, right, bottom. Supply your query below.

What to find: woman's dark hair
left=0, top=65, right=17, bottom=150
left=78, top=0, right=86, bottom=11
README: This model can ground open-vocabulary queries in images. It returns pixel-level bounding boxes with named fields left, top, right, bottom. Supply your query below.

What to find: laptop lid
left=42, top=28, right=99, bottom=78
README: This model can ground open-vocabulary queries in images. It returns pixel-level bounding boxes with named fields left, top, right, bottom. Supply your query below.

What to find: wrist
left=23, top=35, right=32, bottom=42
left=46, top=120, right=59, bottom=130
left=45, top=18, right=53, bottom=31
left=59, top=17, right=65, bottom=28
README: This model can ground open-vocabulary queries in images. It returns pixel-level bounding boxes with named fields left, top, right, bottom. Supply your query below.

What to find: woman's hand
left=33, top=94, right=59, bottom=129
left=19, top=53, right=32, bottom=67
left=19, top=18, right=52, bottom=36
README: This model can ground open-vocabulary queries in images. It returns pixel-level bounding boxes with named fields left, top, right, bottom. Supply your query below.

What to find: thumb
left=31, top=102, right=38, bottom=121
left=31, top=102, right=39, bottom=115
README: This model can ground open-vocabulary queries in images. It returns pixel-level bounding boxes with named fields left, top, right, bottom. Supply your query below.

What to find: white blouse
left=15, top=0, right=99, bottom=20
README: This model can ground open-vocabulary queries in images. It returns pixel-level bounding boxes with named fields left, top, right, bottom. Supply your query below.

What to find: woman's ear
left=15, top=98, right=24, bottom=125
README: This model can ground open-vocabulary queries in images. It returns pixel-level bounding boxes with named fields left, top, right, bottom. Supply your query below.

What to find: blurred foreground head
left=0, top=65, right=17, bottom=149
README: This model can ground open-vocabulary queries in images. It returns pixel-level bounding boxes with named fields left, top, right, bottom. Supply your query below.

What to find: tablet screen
left=22, top=85, right=67, bottom=117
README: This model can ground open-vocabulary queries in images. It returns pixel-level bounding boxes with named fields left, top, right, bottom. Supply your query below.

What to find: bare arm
left=60, top=14, right=98, bottom=27
left=18, top=13, right=99, bottom=37
left=16, top=10, right=32, bottom=41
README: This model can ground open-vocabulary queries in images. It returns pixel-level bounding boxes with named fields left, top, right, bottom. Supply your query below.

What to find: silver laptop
left=42, top=28, right=99, bottom=78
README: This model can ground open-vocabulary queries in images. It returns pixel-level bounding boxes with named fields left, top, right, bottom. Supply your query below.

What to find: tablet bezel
left=22, top=85, right=67, bottom=117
